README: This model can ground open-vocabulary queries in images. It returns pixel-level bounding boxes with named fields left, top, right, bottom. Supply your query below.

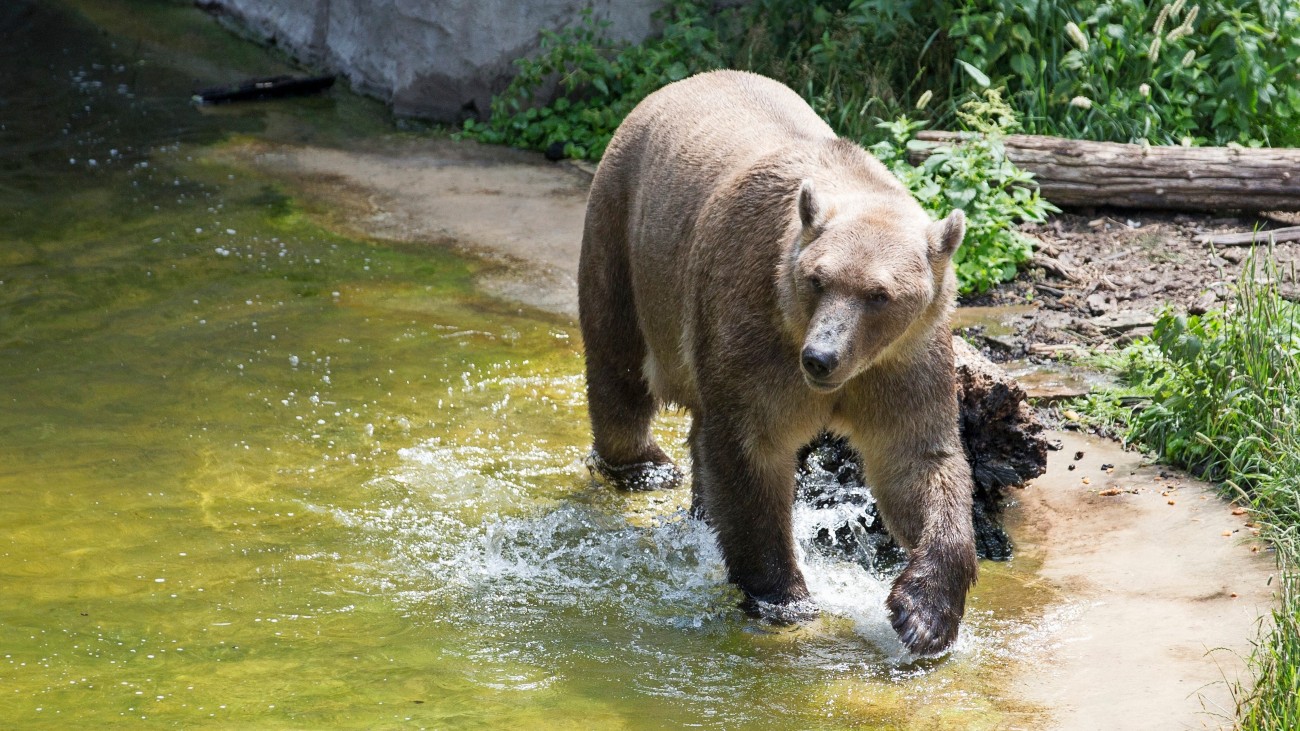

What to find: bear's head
left=780, top=179, right=965, bottom=393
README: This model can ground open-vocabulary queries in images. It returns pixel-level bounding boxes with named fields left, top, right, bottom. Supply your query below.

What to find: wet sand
left=231, top=135, right=1277, bottom=729
left=1012, top=432, right=1272, bottom=729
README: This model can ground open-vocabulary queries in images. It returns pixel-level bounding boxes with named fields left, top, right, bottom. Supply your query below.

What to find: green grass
left=1068, top=249, right=1300, bottom=726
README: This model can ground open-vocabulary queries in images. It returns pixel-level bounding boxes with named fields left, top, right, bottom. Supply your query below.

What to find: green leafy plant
left=871, top=90, right=1057, bottom=294
left=728, top=0, right=957, bottom=141
left=472, top=0, right=1300, bottom=160
left=461, top=2, right=725, bottom=160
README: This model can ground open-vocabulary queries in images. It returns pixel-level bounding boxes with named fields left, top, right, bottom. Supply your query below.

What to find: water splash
left=327, top=423, right=959, bottom=671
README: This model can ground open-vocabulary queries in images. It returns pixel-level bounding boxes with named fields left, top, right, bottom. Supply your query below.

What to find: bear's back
left=602, top=70, right=835, bottom=199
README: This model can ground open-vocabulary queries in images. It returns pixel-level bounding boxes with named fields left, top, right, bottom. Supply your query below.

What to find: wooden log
left=908, top=131, right=1300, bottom=212
left=1195, top=225, right=1300, bottom=246
left=194, top=75, right=335, bottom=104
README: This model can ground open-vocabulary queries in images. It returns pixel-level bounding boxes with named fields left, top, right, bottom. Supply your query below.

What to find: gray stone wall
left=206, top=0, right=664, bottom=121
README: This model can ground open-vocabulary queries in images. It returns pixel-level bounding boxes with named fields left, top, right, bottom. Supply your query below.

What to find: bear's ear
left=797, top=179, right=823, bottom=247
left=928, top=209, right=966, bottom=260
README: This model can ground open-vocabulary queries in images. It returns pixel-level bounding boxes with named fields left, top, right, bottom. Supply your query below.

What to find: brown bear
left=578, top=70, right=977, bottom=655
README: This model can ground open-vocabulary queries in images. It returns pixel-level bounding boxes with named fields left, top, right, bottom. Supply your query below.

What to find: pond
left=0, top=2, right=1056, bottom=727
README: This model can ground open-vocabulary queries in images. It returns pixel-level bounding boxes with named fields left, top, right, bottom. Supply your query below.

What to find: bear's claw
left=585, top=450, right=684, bottom=491
left=887, top=574, right=962, bottom=656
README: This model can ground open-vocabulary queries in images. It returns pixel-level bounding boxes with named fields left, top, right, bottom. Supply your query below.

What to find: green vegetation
left=461, top=2, right=725, bottom=160
left=468, top=0, right=1300, bottom=158
left=942, top=0, right=1300, bottom=146
left=1068, top=251, right=1299, bottom=726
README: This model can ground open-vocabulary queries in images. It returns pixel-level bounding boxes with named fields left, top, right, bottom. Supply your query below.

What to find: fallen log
left=908, top=131, right=1300, bottom=213
left=1195, top=225, right=1300, bottom=246
left=797, top=338, right=1049, bottom=564
left=194, top=75, right=335, bottom=104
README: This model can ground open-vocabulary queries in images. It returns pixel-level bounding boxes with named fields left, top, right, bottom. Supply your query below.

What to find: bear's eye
left=863, top=291, right=891, bottom=306
left=807, top=275, right=824, bottom=293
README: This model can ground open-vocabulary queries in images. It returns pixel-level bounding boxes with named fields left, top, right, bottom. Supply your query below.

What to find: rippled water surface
left=1, top=2, right=1057, bottom=728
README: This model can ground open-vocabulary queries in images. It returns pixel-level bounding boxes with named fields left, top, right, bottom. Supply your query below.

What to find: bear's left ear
left=928, top=209, right=966, bottom=260
left=797, top=179, right=823, bottom=247
left=798, top=179, right=820, bottom=229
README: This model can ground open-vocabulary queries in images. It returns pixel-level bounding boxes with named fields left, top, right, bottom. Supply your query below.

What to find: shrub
left=461, top=2, right=725, bottom=161
left=946, top=0, right=1300, bottom=145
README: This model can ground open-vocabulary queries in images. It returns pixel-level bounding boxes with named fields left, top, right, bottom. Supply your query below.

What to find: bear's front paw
left=585, top=450, right=684, bottom=491
left=886, top=569, right=965, bottom=656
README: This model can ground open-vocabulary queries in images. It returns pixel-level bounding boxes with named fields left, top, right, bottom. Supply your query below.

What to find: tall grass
left=1073, top=249, right=1300, bottom=726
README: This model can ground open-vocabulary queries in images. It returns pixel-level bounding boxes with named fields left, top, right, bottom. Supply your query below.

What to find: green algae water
left=1, top=2, right=1056, bottom=728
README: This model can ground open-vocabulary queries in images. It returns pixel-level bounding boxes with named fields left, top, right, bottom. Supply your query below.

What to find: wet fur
left=578, top=70, right=977, bottom=655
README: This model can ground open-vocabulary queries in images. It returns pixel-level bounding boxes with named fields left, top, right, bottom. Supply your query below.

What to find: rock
left=796, top=339, right=1049, bottom=564
left=202, top=0, right=663, bottom=121
left=1085, top=292, right=1114, bottom=314
left=1089, top=309, right=1157, bottom=333
left=1189, top=290, right=1219, bottom=315
left=1117, top=326, right=1154, bottom=346
left=1028, top=342, right=1088, bottom=359
left=954, top=338, right=1050, bottom=507
left=980, top=333, right=1021, bottom=353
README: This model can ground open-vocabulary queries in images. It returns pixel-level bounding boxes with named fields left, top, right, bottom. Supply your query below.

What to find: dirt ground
left=966, top=210, right=1300, bottom=361
left=229, top=135, right=1278, bottom=729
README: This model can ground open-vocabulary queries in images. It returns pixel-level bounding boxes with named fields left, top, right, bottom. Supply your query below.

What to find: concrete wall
left=206, top=0, right=665, bottom=121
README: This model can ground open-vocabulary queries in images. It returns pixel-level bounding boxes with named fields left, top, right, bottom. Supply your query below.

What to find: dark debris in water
left=796, top=433, right=1015, bottom=567
left=194, top=75, right=336, bottom=104
left=795, top=347, right=1050, bottom=566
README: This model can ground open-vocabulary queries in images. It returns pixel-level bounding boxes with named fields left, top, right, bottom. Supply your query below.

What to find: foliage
left=460, top=2, right=725, bottom=161
left=470, top=0, right=1300, bottom=159
left=1068, top=250, right=1300, bottom=726
left=870, top=91, right=1057, bottom=294
left=944, top=0, right=1300, bottom=145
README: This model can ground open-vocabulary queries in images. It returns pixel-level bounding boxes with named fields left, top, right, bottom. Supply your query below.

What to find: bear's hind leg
left=578, top=217, right=681, bottom=492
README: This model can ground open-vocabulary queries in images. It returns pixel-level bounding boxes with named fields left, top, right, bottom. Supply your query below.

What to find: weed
left=944, top=0, right=1300, bottom=145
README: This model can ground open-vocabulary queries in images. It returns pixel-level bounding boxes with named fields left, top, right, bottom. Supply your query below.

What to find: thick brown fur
left=578, top=70, right=977, bottom=655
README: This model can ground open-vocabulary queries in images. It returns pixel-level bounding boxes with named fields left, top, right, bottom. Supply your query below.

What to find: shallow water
left=1, top=2, right=1060, bottom=728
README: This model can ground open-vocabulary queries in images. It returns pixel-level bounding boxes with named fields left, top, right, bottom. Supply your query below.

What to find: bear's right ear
left=797, top=179, right=821, bottom=246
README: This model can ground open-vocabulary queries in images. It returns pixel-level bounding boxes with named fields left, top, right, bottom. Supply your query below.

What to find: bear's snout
left=801, top=346, right=840, bottom=383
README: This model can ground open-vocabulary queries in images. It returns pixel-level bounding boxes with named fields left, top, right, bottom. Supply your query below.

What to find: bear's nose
left=801, top=347, right=839, bottom=380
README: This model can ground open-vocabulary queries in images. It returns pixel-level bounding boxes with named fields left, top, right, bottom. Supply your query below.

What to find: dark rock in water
left=795, top=339, right=1048, bottom=565
left=795, top=434, right=905, bottom=574
left=954, top=337, right=1048, bottom=559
